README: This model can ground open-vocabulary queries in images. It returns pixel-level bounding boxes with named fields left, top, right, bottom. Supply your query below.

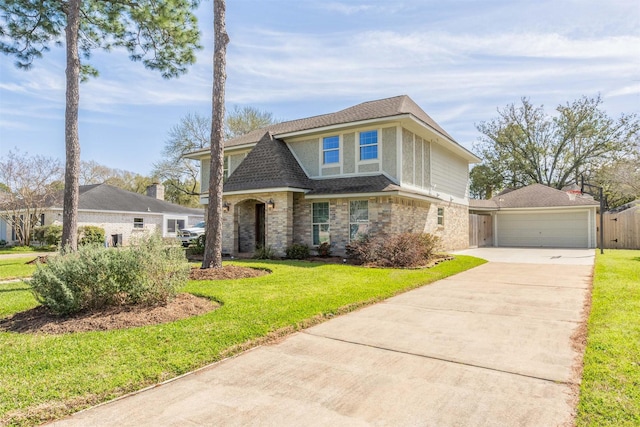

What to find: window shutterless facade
left=312, top=202, right=330, bottom=245
left=223, top=155, right=229, bottom=182
left=133, top=218, right=144, bottom=229
left=349, top=200, right=369, bottom=240
left=359, top=130, right=378, bottom=161
left=322, top=136, right=340, bottom=164
left=437, top=207, right=444, bottom=226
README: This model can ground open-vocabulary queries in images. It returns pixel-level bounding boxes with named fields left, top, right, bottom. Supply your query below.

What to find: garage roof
left=470, top=183, right=599, bottom=210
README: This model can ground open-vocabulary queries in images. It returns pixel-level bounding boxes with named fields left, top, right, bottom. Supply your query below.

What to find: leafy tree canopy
left=474, top=95, right=639, bottom=193
left=0, top=0, right=202, bottom=79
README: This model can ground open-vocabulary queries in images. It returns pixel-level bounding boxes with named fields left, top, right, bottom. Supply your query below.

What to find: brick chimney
left=146, top=183, right=165, bottom=201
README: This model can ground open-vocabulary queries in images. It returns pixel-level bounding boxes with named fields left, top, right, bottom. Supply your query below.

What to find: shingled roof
left=223, top=133, right=313, bottom=192
left=49, top=184, right=203, bottom=215
left=469, top=183, right=599, bottom=210
left=306, top=175, right=401, bottom=196
left=221, top=95, right=455, bottom=149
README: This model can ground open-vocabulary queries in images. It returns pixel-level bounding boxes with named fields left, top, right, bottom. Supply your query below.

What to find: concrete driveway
left=52, top=248, right=593, bottom=426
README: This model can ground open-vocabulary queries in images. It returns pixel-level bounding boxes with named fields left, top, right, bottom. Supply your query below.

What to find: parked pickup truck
left=178, top=221, right=205, bottom=247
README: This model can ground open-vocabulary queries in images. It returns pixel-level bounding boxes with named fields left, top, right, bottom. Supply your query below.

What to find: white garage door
left=497, top=211, right=589, bottom=248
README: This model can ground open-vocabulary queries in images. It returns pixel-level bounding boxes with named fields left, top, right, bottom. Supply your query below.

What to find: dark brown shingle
left=223, top=133, right=312, bottom=192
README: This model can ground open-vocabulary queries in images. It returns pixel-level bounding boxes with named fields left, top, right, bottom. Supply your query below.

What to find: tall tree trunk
left=61, top=0, right=81, bottom=251
left=202, top=0, right=229, bottom=269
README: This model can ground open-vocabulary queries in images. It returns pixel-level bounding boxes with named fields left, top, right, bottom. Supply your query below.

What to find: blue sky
left=1, top=0, right=638, bottom=176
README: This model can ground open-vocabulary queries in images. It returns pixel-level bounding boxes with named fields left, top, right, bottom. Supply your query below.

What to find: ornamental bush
left=29, top=233, right=190, bottom=315
left=346, top=232, right=441, bottom=268
left=316, top=242, right=332, bottom=257
left=78, top=226, right=105, bottom=246
left=285, top=243, right=310, bottom=260
left=32, top=225, right=63, bottom=246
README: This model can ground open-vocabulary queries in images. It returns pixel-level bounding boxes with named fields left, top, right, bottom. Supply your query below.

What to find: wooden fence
left=598, top=206, right=640, bottom=249
left=469, top=214, right=493, bottom=248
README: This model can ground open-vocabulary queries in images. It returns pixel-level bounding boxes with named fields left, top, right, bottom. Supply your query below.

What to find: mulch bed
left=1, top=265, right=269, bottom=335
left=0, top=293, right=218, bottom=335
left=26, top=256, right=49, bottom=264
left=189, top=265, right=270, bottom=280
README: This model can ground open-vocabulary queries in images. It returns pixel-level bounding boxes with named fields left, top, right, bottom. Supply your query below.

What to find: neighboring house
left=186, top=95, right=480, bottom=256
left=469, top=183, right=599, bottom=248
left=0, top=183, right=204, bottom=246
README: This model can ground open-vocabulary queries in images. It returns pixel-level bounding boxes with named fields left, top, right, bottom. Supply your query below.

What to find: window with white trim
left=349, top=200, right=369, bottom=240
left=167, top=219, right=185, bottom=233
left=133, top=218, right=144, bottom=229
left=223, top=155, right=229, bottom=182
left=312, top=202, right=330, bottom=245
left=322, top=136, right=339, bottom=164
left=437, top=207, right=444, bottom=226
left=359, top=130, right=378, bottom=161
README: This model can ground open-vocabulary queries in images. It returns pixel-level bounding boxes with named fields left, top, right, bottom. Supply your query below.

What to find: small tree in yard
left=0, top=150, right=63, bottom=246
left=1, top=0, right=202, bottom=251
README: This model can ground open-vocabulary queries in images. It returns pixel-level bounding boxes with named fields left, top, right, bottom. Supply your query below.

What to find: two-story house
left=186, top=95, right=480, bottom=257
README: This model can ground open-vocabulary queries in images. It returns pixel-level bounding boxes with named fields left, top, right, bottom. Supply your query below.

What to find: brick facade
left=224, top=192, right=469, bottom=257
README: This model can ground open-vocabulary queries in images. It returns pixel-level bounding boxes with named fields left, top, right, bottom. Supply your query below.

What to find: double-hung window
left=323, top=136, right=340, bottom=164
left=437, top=207, right=445, bottom=226
left=349, top=200, right=369, bottom=240
left=133, top=218, right=144, bottom=229
left=359, top=130, right=378, bottom=161
left=223, top=155, right=229, bottom=182
left=312, top=202, right=330, bottom=245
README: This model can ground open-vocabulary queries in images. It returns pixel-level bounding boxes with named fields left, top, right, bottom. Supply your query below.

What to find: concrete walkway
left=52, top=249, right=593, bottom=426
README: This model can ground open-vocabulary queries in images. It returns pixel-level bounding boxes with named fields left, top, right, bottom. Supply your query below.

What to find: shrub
left=316, top=242, right=332, bottom=258
left=346, top=232, right=441, bottom=268
left=0, top=240, right=6, bottom=247
left=29, top=233, right=190, bottom=315
left=253, top=245, right=277, bottom=260
left=186, top=234, right=206, bottom=256
left=345, top=234, right=377, bottom=265
left=78, top=226, right=105, bottom=246
left=286, top=243, right=310, bottom=260
left=32, top=225, right=63, bottom=246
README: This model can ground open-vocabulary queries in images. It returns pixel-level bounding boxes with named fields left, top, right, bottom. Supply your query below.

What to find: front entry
left=235, top=199, right=266, bottom=253
left=255, top=203, right=265, bottom=248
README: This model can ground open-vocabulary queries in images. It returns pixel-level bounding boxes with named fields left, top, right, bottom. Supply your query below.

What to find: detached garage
left=470, top=184, right=599, bottom=249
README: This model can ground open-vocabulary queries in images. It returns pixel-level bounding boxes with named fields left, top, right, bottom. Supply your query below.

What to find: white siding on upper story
left=400, top=127, right=431, bottom=190
left=431, top=142, right=468, bottom=199
left=288, top=138, right=320, bottom=177
left=286, top=126, right=398, bottom=180
left=201, top=159, right=210, bottom=191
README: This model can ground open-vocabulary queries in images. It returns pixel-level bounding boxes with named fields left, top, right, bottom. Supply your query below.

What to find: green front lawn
left=0, top=246, right=55, bottom=255
left=0, top=258, right=39, bottom=280
left=577, top=250, right=640, bottom=426
left=0, top=256, right=484, bottom=426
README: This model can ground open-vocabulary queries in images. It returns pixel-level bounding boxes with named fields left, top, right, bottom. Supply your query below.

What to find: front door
left=255, top=203, right=265, bottom=249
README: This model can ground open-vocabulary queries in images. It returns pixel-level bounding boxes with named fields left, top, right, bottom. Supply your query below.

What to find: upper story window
left=359, top=130, right=378, bottom=161
left=133, top=218, right=144, bottom=229
left=223, top=155, right=229, bottom=182
left=349, top=200, right=369, bottom=240
left=323, top=136, right=340, bottom=164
